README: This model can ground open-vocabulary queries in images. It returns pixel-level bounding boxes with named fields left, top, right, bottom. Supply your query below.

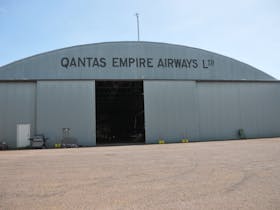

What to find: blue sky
left=0, top=0, right=279, bottom=79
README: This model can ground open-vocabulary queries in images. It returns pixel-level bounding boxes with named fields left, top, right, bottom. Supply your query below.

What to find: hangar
left=0, top=41, right=279, bottom=148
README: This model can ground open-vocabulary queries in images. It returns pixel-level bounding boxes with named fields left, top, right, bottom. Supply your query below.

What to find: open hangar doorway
left=96, top=80, right=145, bottom=145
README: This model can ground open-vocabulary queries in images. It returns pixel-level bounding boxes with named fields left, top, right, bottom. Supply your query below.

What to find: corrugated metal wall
left=144, top=81, right=280, bottom=143
left=144, top=81, right=199, bottom=143
left=37, top=81, right=96, bottom=146
left=1, top=80, right=279, bottom=147
left=197, top=82, right=280, bottom=140
left=197, top=82, right=240, bottom=140
left=0, top=42, right=274, bottom=81
left=0, top=83, right=35, bottom=148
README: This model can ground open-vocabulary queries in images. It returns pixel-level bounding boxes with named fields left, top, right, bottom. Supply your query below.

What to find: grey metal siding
left=0, top=83, right=35, bottom=148
left=1, top=79, right=279, bottom=148
left=238, top=83, right=280, bottom=138
left=144, top=81, right=280, bottom=143
left=0, top=42, right=274, bottom=81
left=36, top=81, right=95, bottom=146
left=144, top=81, right=199, bottom=143
left=197, top=82, right=280, bottom=140
left=197, top=83, right=241, bottom=140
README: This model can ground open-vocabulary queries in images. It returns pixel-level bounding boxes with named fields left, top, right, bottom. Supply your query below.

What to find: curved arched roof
left=0, top=41, right=275, bottom=81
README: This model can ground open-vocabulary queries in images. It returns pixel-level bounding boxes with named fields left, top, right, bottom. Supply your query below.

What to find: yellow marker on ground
left=158, top=140, right=165, bottom=144
left=181, top=139, right=189, bottom=143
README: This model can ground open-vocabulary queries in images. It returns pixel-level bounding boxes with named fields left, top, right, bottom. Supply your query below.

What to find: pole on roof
left=135, top=13, right=140, bottom=41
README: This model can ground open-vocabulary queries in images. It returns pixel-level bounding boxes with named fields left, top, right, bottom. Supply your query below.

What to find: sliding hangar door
left=144, top=81, right=198, bottom=143
left=36, top=81, right=96, bottom=146
left=0, top=82, right=36, bottom=148
left=144, top=81, right=280, bottom=143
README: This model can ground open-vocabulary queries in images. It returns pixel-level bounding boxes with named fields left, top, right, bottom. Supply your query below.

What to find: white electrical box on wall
left=17, top=124, right=31, bottom=148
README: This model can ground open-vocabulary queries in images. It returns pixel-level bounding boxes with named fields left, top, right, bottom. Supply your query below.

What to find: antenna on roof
left=135, top=13, right=140, bottom=41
